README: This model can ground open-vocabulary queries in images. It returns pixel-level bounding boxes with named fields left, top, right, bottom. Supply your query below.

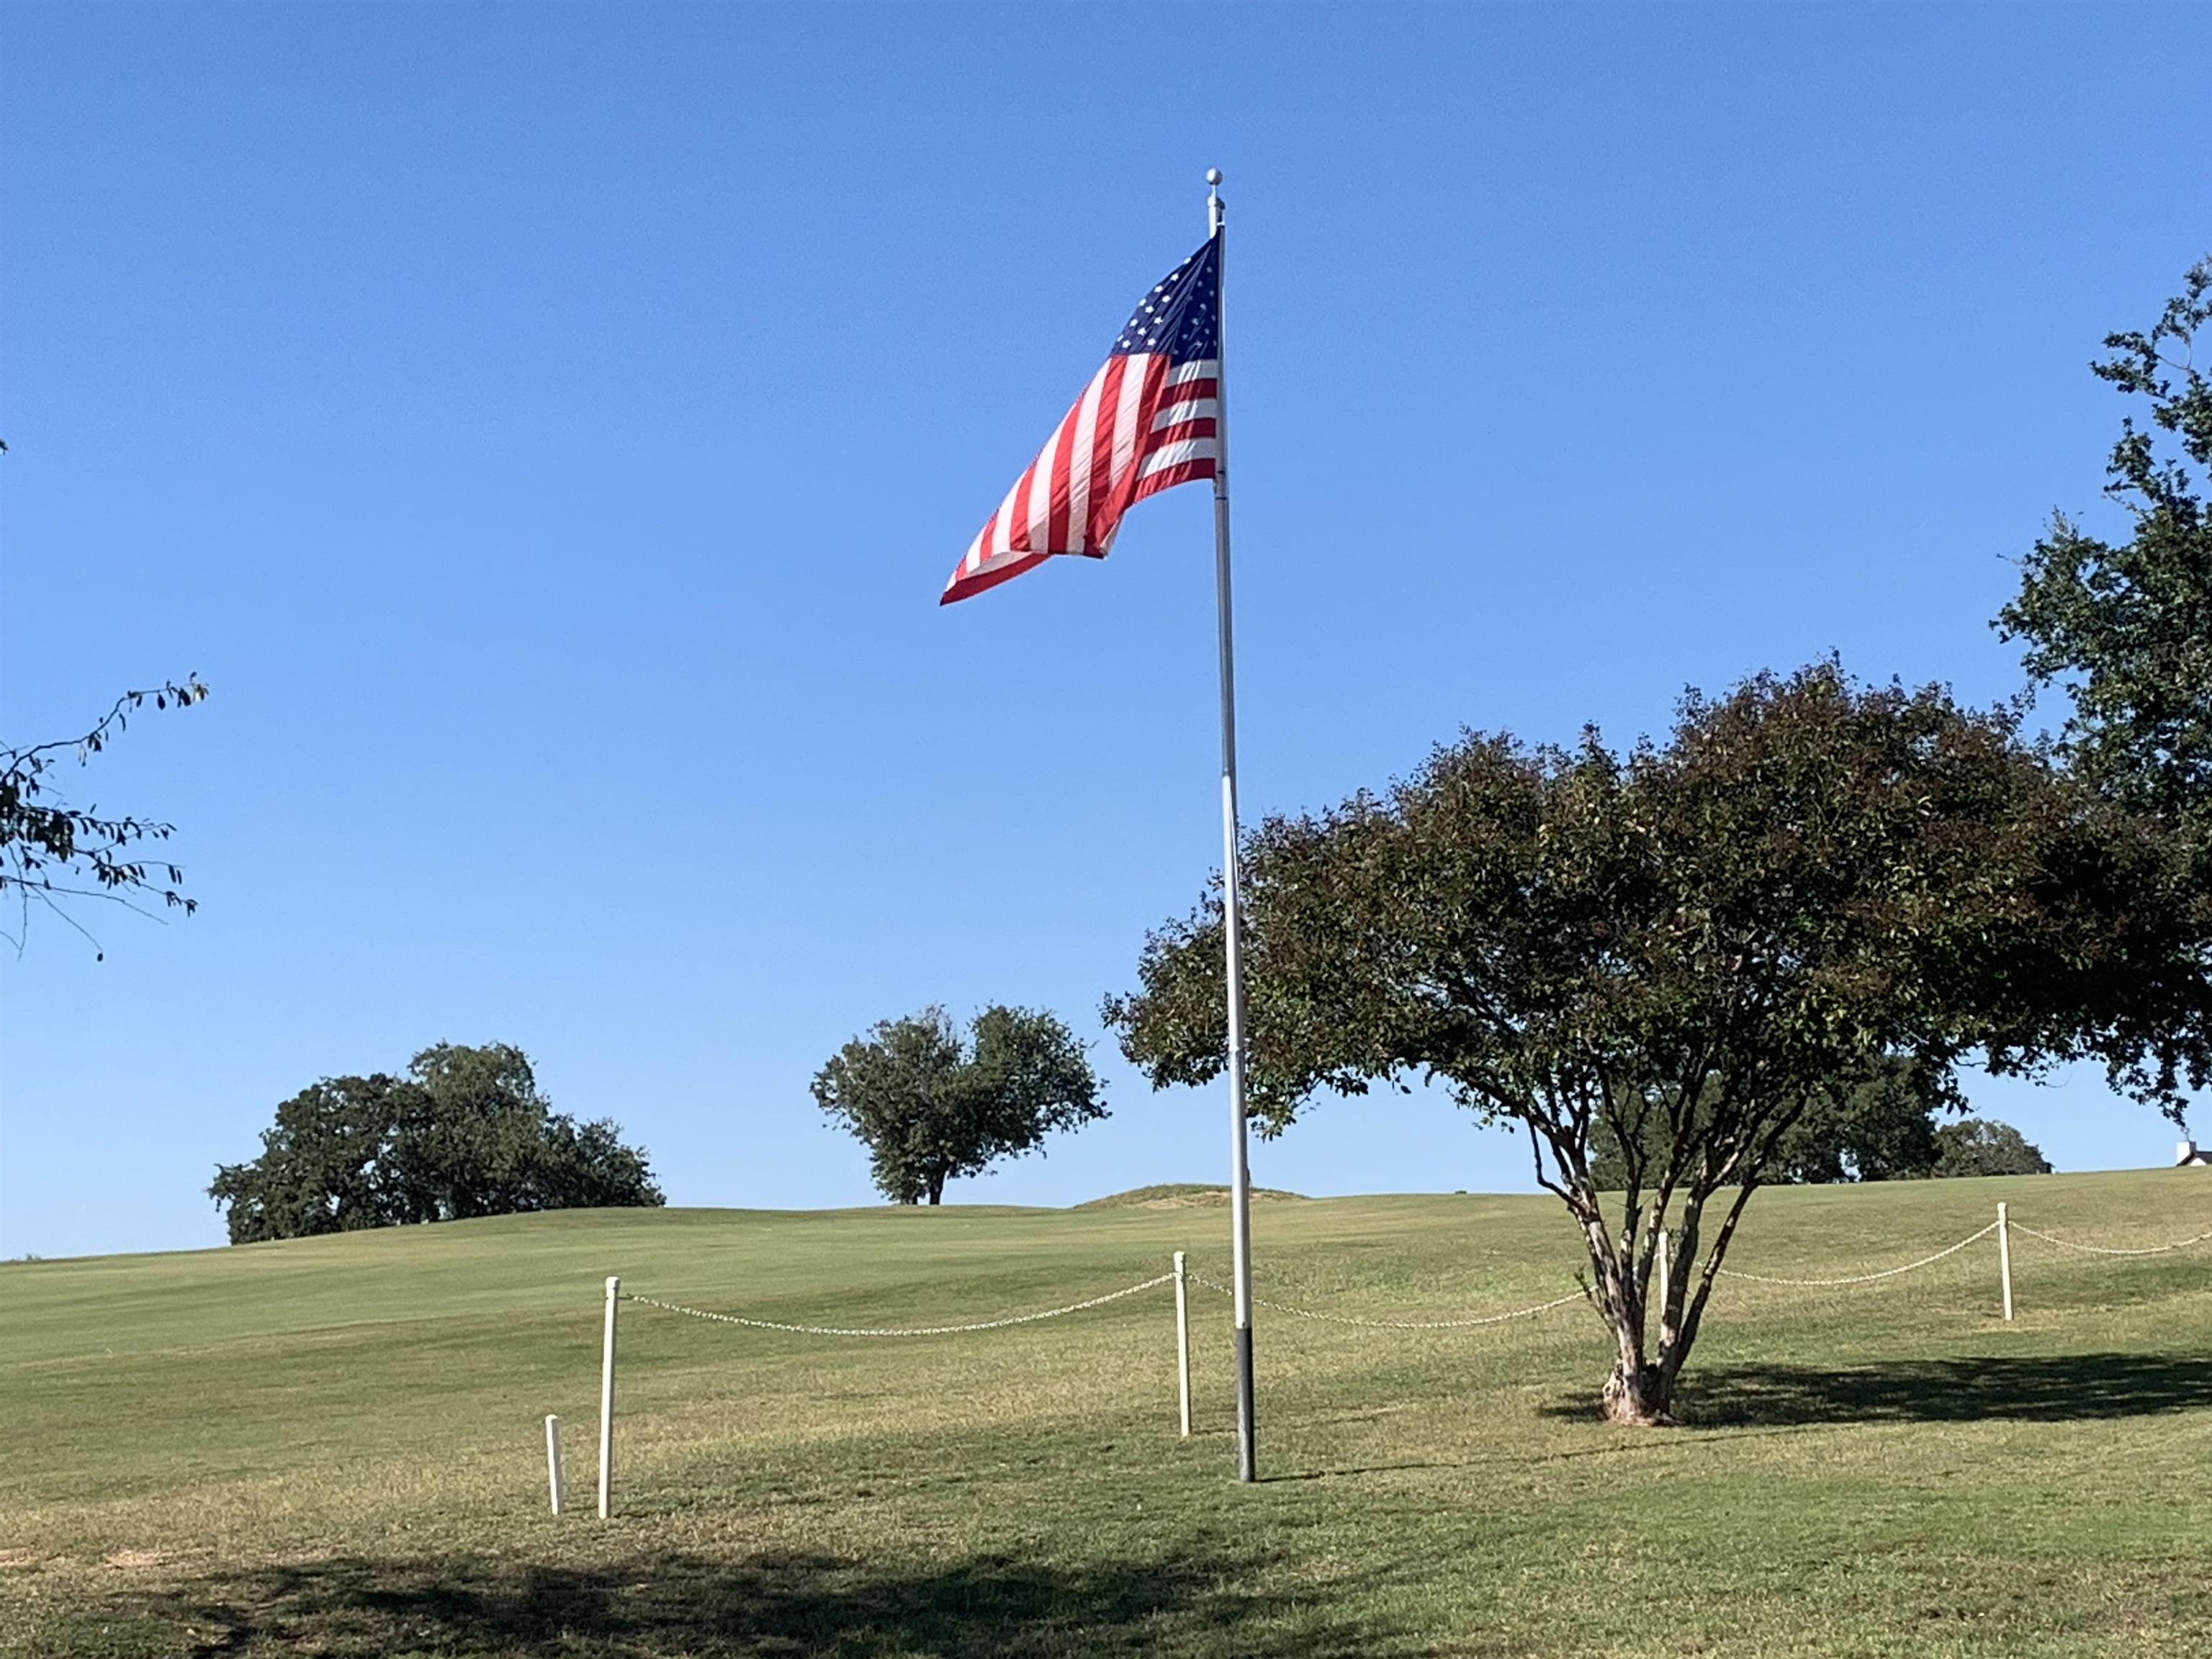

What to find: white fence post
left=1996, top=1203, right=2014, bottom=1323
left=598, top=1275, right=620, bottom=1519
left=1174, top=1251, right=1192, bottom=1438
left=544, top=1414, right=565, bottom=1515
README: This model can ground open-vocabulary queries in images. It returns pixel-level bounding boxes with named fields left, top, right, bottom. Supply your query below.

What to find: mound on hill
left=1077, top=1182, right=1309, bottom=1209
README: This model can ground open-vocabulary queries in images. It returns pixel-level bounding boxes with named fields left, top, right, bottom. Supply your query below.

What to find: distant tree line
left=1592, top=1060, right=2053, bottom=1187
left=209, top=1042, right=661, bottom=1244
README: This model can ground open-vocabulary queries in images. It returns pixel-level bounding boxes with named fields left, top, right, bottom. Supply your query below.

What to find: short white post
left=1996, top=1203, right=2013, bottom=1323
left=1173, top=1251, right=1192, bottom=1438
left=1655, top=1228, right=1671, bottom=1335
left=598, top=1275, right=619, bottom=1519
left=544, top=1414, right=565, bottom=1515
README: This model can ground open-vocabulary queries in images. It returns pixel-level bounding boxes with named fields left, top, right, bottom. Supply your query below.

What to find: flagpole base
left=1233, top=1324, right=1257, bottom=1483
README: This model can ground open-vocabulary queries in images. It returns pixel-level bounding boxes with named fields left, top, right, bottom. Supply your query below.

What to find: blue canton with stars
left=1110, top=235, right=1220, bottom=363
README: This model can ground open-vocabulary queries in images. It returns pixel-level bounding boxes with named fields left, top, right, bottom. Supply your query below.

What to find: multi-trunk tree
left=1110, top=665, right=2209, bottom=1424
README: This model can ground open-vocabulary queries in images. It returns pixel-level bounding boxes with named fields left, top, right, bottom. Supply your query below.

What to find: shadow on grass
left=1676, top=1352, right=2212, bottom=1428
left=107, top=1547, right=1384, bottom=1658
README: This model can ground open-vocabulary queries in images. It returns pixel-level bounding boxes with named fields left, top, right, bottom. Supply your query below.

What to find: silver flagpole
left=1205, top=166, right=1259, bottom=1485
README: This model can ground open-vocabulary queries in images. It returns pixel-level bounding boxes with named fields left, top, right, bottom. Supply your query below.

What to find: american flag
left=940, top=234, right=1222, bottom=604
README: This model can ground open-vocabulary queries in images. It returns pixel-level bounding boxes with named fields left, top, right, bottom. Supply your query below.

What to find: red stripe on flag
left=1010, top=458, right=1039, bottom=554
left=941, top=548, right=1053, bottom=606
left=1130, top=457, right=1218, bottom=503
left=1149, top=415, right=1218, bottom=444
left=1082, top=355, right=1133, bottom=552
left=1045, top=398, right=1081, bottom=552
left=1095, top=354, right=1167, bottom=545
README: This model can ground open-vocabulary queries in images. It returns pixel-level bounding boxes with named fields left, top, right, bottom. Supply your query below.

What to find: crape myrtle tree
left=813, top=1005, right=1105, bottom=1204
left=210, top=1041, right=662, bottom=1243
left=1108, top=665, right=2211, bottom=1424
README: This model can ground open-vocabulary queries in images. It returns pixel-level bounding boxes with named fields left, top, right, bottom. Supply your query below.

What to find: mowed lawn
left=3, top=1171, right=2208, bottom=1658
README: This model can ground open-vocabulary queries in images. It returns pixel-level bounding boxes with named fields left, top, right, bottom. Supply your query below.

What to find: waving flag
left=940, top=234, right=1223, bottom=604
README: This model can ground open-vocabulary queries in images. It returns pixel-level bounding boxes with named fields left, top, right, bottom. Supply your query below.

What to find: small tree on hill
left=209, top=1042, right=661, bottom=1242
left=1110, top=665, right=2208, bottom=1424
left=813, top=1005, right=1105, bottom=1204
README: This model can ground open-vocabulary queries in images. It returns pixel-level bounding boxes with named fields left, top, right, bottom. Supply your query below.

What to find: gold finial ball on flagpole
left=1206, top=168, right=1223, bottom=187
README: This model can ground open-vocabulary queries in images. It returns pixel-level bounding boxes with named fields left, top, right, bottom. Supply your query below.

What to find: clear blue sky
left=4, top=3, right=2206, bottom=1259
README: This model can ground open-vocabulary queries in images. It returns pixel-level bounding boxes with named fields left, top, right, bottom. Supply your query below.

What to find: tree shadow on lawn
left=111, top=1546, right=1391, bottom=1659
left=1673, top=1352, right=2212, bottom=1429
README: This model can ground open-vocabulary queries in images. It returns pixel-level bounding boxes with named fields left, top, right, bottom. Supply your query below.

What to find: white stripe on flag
left=1026, top=423, right=1062, bottom=554
left=1107, top=355, right=1152, bottom=490
left=1164, top=359, right=1218, bottom=387
left=1137, top=437, right=1218, bottom=479
left=1066, top=364, right=1110, bottom=554
left=989, top=473, right=1024, bottom=560
left=1151, top=397, right=1219, bottom=431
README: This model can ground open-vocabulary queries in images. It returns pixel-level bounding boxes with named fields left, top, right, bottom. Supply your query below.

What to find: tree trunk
left=926, top=1172, right=945, bottom=1205
left=1601, top=1356, right=1675, bottom=1426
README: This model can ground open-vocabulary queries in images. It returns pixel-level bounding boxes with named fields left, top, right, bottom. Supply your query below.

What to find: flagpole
left=1206, top=166, right=1259, bottom=1485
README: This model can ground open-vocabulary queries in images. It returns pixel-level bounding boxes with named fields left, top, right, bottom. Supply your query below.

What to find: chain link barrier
left=624, top=1272, right=1174, bottom=1338
left=2008, top=1222, right=2212, bottom=1258
left=1189, top=1269, right=1588, bottom=1329
left=1713, top=1221, right=2000, bottom=1287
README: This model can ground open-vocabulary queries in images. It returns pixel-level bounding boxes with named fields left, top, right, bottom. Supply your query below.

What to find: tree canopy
left=1110, top=663, right=2209, bottom=1423
left=813, top=1005, right=1105, bottom=1204
left=1, top=678, right=209, bottom=957
left=2000, top=256, right=2212, bottom=864
left=208, top=1041, right=662, bottom=1243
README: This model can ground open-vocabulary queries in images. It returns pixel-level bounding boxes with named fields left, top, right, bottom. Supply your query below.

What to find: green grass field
left=4, top=1169, right=2209, bottom=1658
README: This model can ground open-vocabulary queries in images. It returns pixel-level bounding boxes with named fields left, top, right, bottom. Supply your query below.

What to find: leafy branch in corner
left=1999, top=256, right=2212, bottom=853
left=1, top=678, right=210, bottom=957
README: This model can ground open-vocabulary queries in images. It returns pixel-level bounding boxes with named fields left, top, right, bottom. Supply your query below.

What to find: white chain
left=1715, top=1221, right=2000, bottom=1287
left=2008, top=1222, right=2212, bottom=1258
left=1190, top=1271, right=1587, bottom=1329
left=624, top=1273, right=1173, bottom=1338
left=624, top=1211, right=2198, bottom=1340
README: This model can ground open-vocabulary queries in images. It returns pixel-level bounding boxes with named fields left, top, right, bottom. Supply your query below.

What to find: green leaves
left=1, top=677, right=211, bottom=956
left=1933, top=1118, right=2052, bottom=1177
left=811, top=1006, right=1106, bottom=1203
left=207, top=1042, right=663, bottom=1242
left=1999, top=256, right=2212, bottom=860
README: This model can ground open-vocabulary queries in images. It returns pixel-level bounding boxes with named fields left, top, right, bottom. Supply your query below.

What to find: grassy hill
left=4, top=1170, right=2208, bottom=1656
left=1076, top=1182, right=1308, bottom=1208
